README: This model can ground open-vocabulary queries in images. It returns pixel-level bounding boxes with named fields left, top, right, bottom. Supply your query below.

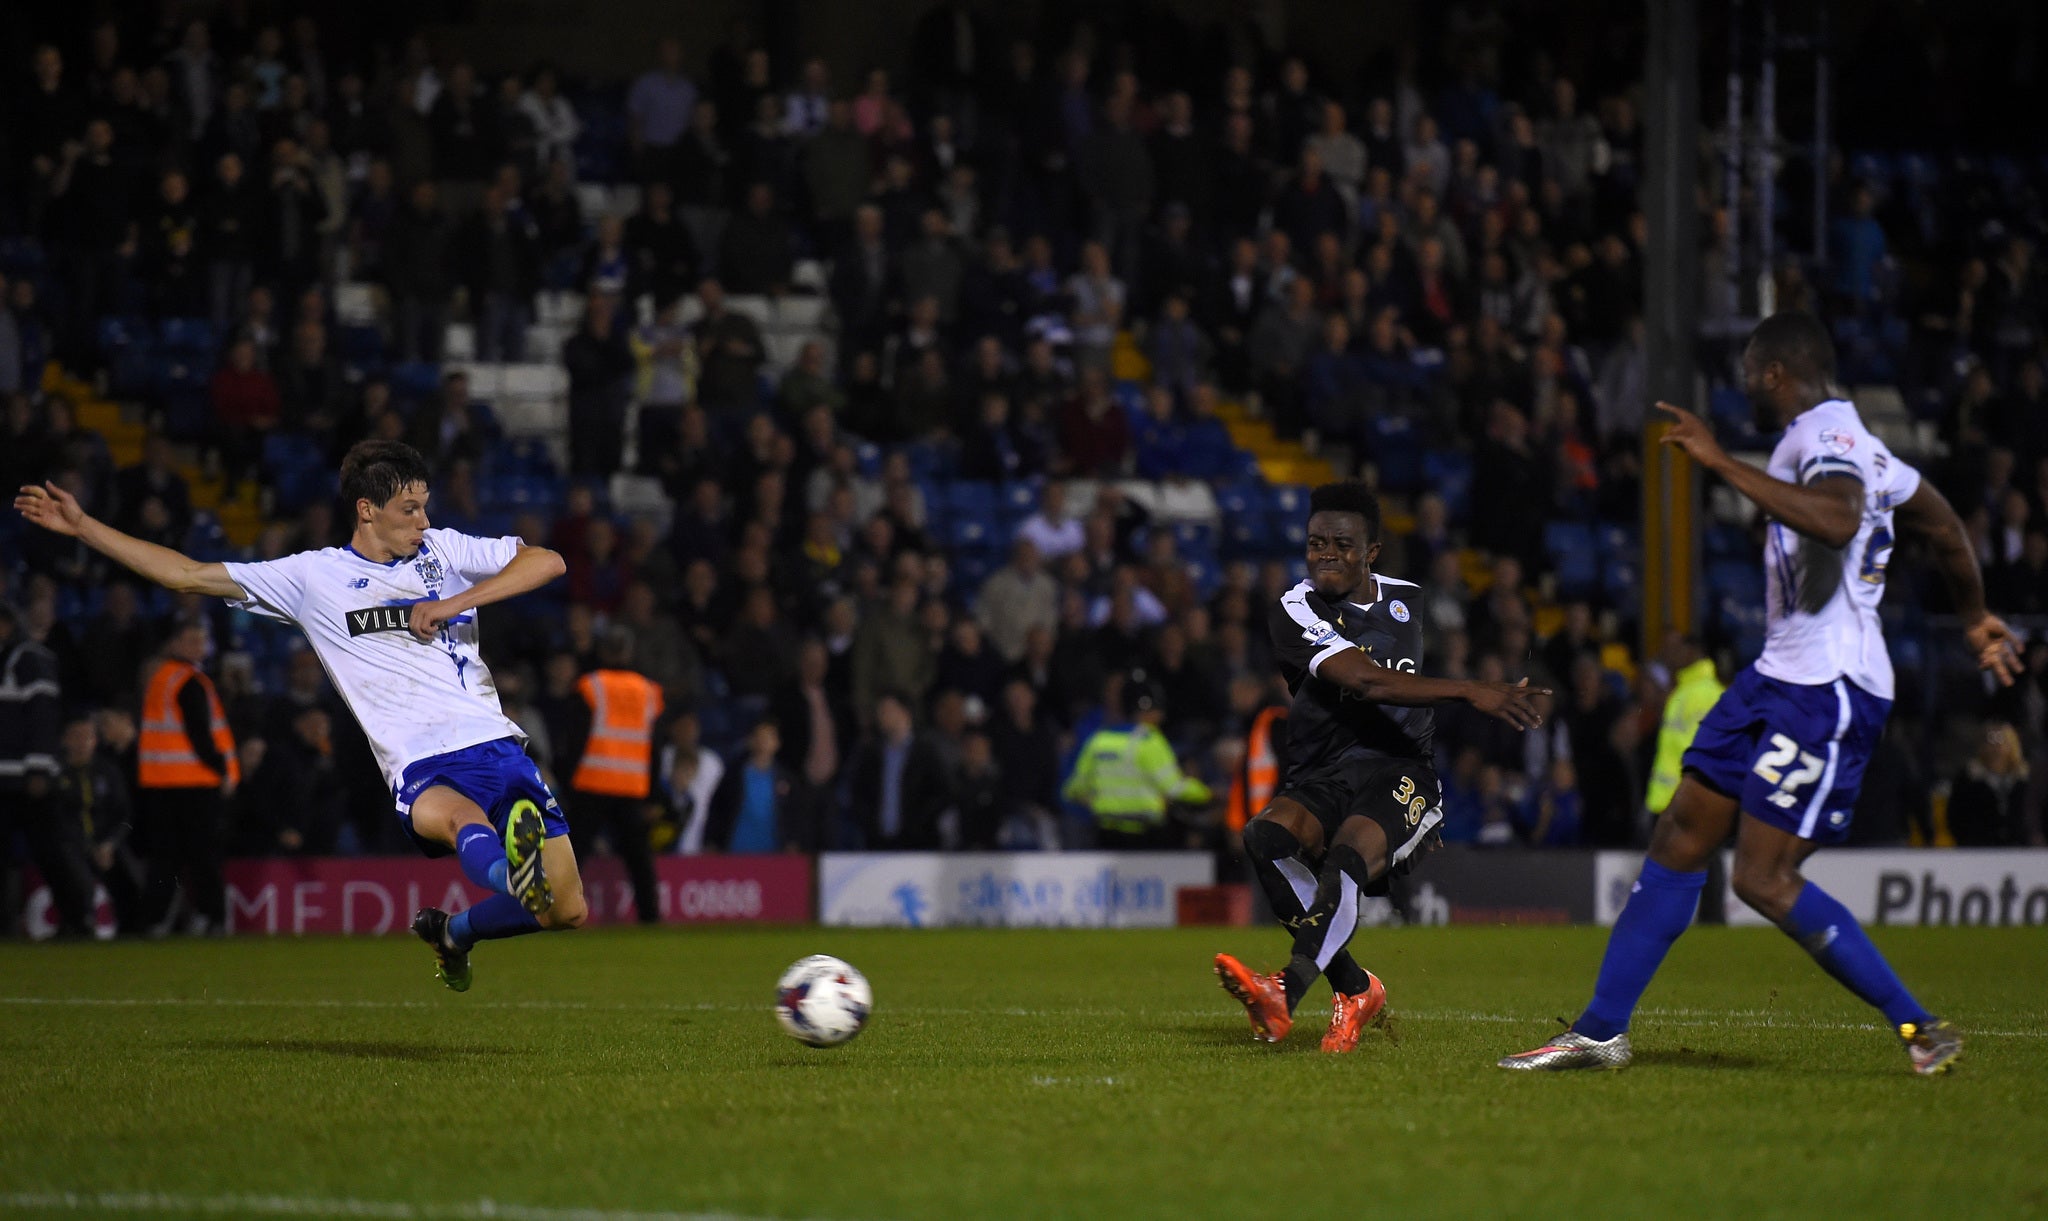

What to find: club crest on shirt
left=413, top=552, right=444, bottom=587
left=1817, top=428, right=1855, bottom=456
left=1389, top=600, right=1411, bottom=623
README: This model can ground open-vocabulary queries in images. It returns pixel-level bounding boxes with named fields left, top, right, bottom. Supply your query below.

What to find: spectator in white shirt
left=1015, top=481, right=1084, bottom=560
left=661, top=711, right=727, bottom=854
left=520, top=65, right=583, bottom=178
left=783, top=58, right=831, bottom=138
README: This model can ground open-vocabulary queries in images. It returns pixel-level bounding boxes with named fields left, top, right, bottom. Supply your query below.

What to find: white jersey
left=223, top=528, right=527, bottom=790
left=1754, top=398, right=1920, bottom=700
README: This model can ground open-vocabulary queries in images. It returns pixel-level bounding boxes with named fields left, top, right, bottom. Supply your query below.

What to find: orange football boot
left=1214, top=952, right=1293, bottom=1043
left=1319, top=971, right=1388, bottom=1053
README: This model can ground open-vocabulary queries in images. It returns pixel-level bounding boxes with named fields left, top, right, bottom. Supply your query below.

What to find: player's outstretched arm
left=1896, top=480, right=2021, bottom=686
left=1653, top=402, right=1862, bottom=548
left=407, top=543, right=567, bottom=640
left=1318, top=648, right=1549, bottom=729
left=14, top=481, right=245, bottom=599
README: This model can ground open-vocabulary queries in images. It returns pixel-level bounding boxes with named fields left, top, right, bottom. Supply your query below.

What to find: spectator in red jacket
left=208, top=337, right=279, bottom=495
left=1058, top=367, right=1130, bottom=477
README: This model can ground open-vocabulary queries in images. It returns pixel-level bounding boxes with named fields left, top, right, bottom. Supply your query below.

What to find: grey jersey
left=1265, top=575, right=1433, bottom=773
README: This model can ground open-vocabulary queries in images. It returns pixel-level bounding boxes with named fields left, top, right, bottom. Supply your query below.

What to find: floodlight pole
left=1644, top=0, right=1702, bottom=652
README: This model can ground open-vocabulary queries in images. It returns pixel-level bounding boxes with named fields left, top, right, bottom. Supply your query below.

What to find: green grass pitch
left=2, top=924, right=2045, bottom=1220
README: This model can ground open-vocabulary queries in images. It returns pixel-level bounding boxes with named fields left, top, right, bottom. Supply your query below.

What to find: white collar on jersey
left=1787, top=397, right=1856, bottom=430
left=1348, top=574, right=1417, bottom=612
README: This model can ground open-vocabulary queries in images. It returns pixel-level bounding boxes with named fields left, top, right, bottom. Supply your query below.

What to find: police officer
left=1062, top=680, right=1213, bottom=850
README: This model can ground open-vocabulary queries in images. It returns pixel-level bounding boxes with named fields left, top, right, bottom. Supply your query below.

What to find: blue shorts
left=1681, top=666, right=1891, bottom=844
left=394, top=737, right=569, bottom=858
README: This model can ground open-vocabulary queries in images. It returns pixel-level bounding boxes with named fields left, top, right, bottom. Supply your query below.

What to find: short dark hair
left=1308, top=479, right=1382, bottom=542
left=1746, top=310, right=1836, bottom=382
left=339, top=440, right=432, bottom=508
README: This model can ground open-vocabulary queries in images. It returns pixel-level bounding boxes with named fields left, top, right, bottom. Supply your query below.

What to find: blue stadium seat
left=1544, top=521, right=1599, bottom=598
left=904, top=440, right=951, bottom=481
left=1706, top=559, right=1766, bottom=608
left=853, top=442, right=883, bottom=477
left=1709, top=386, right=1749, bottom=427
left=999, top=481, right=1040, bottom=519
left=943, top=481, right=999, bottom=518
left=1596, top=522, right=1638, bottom=557
left=1421, top=451, right=1472, bottom=521
left=1213, top=480, right=1263, bottom=519
left=1600, top=555, right=1639, bottom=616
left=98, top=316, right=151, bottom=353
left=338, top=324, right=387, bottom=367
left=1366, top=415, right=1423, bottom=491
left=158, top=317, right=217, bottom=356
left=951, top=554, right=996, bottom=599
left=1704, top=522, right=1750, bottom=560
left=1172, top=521, right=1216, bottom=554
left=1268, top=484, right=1309, bottom=518
left=1221, top=511, right=1273, bottom=557
left=947, top=509, right=1004, bottom=554
left=263, top=433, right=334, bottom=513
left=183, top=511, right=233, bottom=562
left=391, top=360, right=442, bottom=402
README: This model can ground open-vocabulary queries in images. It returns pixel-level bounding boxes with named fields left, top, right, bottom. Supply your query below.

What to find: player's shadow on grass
left=1628, top=1048, right=1763, bottom=1070
left=196, top=1038, right=515, bottom=1063
left=1168, top=1022, right=1324, bottom=1053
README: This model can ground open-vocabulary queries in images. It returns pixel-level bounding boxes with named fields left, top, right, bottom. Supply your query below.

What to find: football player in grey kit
left=1215, top=481, right=1548, bottom=1050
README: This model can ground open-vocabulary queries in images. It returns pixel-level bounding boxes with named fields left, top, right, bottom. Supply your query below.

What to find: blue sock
left=446, top=894, right=543, bottom=951
left=1575, top=859, right=1707, bottom=1041
left=454, top=823, right=510, bottom=894
left=1782, top=883, right=1930, bottom=1028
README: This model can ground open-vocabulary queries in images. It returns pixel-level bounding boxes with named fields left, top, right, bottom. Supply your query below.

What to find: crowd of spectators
left=1, top=0, right=2043, bottom=891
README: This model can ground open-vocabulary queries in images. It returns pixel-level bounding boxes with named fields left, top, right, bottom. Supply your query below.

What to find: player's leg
left=534, top=833, right=587, bottom=930
left=1219, top=796, right=1374, bottom=1041
left=1236, top=796, right=1374, bottom=989
left=1731, top=813, right=1957, bottom=1072
left=407, top=785, right=547, bottom=958
left=1276, top=812, right=1387, bottom=1008
left=1498, top=774, right=1737, bottom=1069
left=1499, top=671, right=1771, bottom=1069
left=1216, top=799, right=1322, bottom=1040
left=1580, top=775, right=1736, bottom=1031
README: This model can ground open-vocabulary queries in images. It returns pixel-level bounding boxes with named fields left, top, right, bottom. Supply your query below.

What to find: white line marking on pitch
left=0, top=1191, right=854, bottom=1221
left=1, top=996, right=2040, bottom=1039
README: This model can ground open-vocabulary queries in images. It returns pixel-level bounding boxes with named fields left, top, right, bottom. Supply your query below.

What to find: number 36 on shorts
left=1752, top=734, right=1826, bottom=809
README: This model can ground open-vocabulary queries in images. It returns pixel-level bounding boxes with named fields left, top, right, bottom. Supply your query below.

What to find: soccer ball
left=775, top=955, right=872, bottom=1047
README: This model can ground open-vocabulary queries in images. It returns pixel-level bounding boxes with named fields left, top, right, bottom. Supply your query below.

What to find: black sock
left=1280, top=844, right=1373, bottom=1009
left=1243, top=821, right=1373, bottom=1010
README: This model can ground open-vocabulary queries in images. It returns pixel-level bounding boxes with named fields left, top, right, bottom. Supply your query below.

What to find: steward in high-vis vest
left=1063, top=683, right=1213, bottom=849
left=1227, top=703, right=1288, bottom=835
left=567, top=627, right=665, bottom=924
left=1646, top=641, right=1725, bottom=816
left=137, top=619, right=240, bottom=935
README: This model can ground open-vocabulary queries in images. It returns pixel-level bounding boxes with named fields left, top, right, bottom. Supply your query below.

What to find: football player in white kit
left=16, top=441, right=580, bottom=991
left=1499, top=311, right=2020, bottom=1075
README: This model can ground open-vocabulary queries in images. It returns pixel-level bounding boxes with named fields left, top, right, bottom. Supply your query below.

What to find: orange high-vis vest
left=138, top=659, right=241, bottom=790
left=571, top=669, right=664, bottom=798
left=1226, top=705, right=1286, bottom=833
